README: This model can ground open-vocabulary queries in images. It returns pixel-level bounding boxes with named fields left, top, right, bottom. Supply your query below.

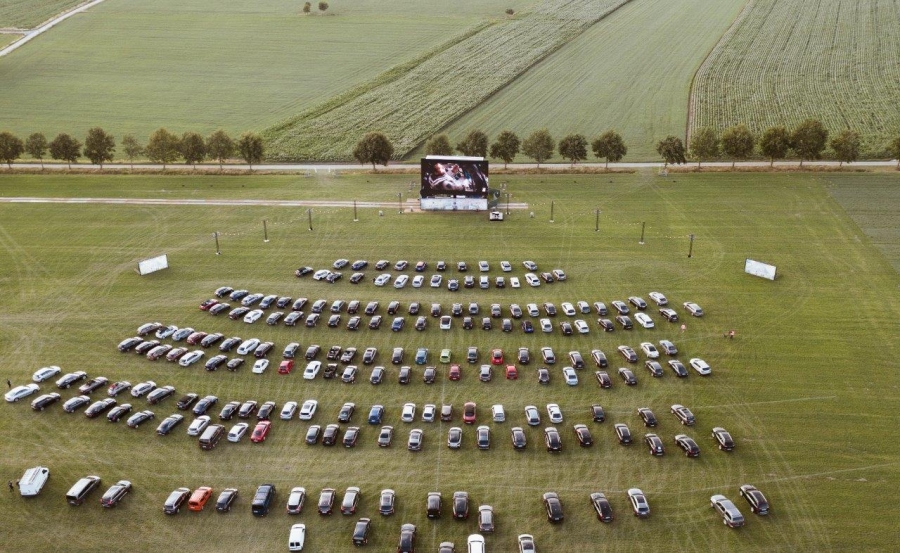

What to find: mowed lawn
left=0, top=0, right=528, bottom=140
left=0, top=172, right=898, bottom=552
left=0, top=0, right=81, bottom=28
left=437, top=0, right=747, bottom=162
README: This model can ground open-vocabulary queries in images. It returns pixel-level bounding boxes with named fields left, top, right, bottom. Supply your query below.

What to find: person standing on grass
left=680, top=324, right=686, bottom=333
left=6, top=379, right=10, bottom=389
left=7, top=480, right=13, bottom=492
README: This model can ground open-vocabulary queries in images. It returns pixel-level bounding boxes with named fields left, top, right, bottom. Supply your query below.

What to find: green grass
left=0, top=0, right=529, bottom=142
left=0, top=0, right=82, bottom=29
left=0, top=32, right=22, bottom=47
left=437, top=0, right=747, bottom=162
left=690, top=0, right=900, bottom=156
left=1, top=172, right=899, bottom=552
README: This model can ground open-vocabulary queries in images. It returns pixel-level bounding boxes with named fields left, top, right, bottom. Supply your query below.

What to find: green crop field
left=0, top=0, right=530, bottom=143
left=690, top=0, right=900, bottom=155
left=0, top=0, right=82, bottom=29
left=435, top=0, right=746, bottom=162
left=1, top=172, right=898, bottom=552
left=0, top=32, right=21, bottom=47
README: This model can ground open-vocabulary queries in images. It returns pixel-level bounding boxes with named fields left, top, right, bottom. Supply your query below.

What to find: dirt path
left=0, top=0, right=107, bottom=58
left=0, top=197, right=531, bottom=209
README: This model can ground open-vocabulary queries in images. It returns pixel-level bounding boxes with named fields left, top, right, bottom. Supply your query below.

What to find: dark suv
left=251, top=484, right=276, bottom=516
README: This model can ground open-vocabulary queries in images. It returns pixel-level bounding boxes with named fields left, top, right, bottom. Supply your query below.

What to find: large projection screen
left=420, top=156, right=489, bottom=199
left=745, top=259, right=776, bottom=281
left=138, top=254, right=169, bottom=276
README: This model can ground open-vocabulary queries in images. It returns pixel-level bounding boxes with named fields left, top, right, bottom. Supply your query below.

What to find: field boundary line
left=0, top=0, right=107, bottom=58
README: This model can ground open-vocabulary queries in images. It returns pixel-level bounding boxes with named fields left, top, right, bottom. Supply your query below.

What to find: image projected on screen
left=421, top=156, right=488, bottom=199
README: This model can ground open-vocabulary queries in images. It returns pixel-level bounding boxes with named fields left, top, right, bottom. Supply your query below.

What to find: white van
left=288, top=523, right=306, bottom=551
left=19, top=466, right=50, bottom=497
left=468, top=534, right=486, bottom=553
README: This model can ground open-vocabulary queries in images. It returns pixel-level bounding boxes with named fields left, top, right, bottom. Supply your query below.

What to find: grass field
left=0, top=0, right=529, bottom=142
left=0, top=0, right=82, bottom=29
left=435, top=0, right=746, bottom=162
left=0, top=172, right=898, bottom=552
left=0, top=32, right=21, bottom=48
left=825, top=173, right=900, bottom=272
left=263, top=0, right=632, bottom=162
left=690, top=0, right=900, bottom=155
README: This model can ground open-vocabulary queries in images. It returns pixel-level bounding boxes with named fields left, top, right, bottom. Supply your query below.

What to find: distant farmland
left=690, top=0, right=900, bottom=154
left=0, top=0, right=81, bottom=29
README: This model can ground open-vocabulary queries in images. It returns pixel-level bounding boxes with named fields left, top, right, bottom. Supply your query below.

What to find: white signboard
left=138, top=254, right=169, bottom=276
left=419, top=198, right=488, bottom=211
left=745, top=258, right=776, bottom=281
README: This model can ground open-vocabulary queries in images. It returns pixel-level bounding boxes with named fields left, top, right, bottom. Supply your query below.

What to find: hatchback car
left=590, top=492, right=614, bottom=522
left=614, top=423, right=632, bottom=444
left=628, top=488, right=650, bottom=518
left=712, top=427, right=736, bottom=451
left=689, top=358, right=712, bottom=375
left=739, top=484, right=770, bottom=515
left=543, top=492, right=564, bottom=522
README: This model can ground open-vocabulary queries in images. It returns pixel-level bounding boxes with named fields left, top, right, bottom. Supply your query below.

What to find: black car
left=573, top=424, right=593, bottom=447
left=205, top=355, right=228, bottom=371
left=595, top=371, right=612, bottom=388
left=638, top=407, right=658, bottom=427
left=295, top=267, right=313, bottom=277
left=337, top=402, right=355, bottom=423
left=228, top=307, right=250, bottom=320
left=257, top=401, right=276, bottom=420
left=597, top=318, right=615, bottom=332
left=452, top=491, right=469, bottom=519
left=375, top=260, right=390, bottom=270
left=322, top=424, right=340, bottom=446
left=347, top=300, right=360, bottom=314
left=545, top=427, right=562, bottom=452
left=106, top=403, right=132, bottom=422
left=176, top=393, right=199, bottom=410
left=238, top=400, right=258, bottom=419
left=200, top=333, right=224, bottom=347
left=426, top=492, right=442, bottom=518
left=215, top=286, right=234, bottom=298
left=618, top=345, right=638, bottom=363
left=254, top=342, right=274, bottom=358
left=522, top=320, right=534, bottom=333
left=327, top=314, right=341, bottom=328
left=85, top=398, right=117, bottom=418
left=388, top=301, right=401, bottom=315
left=398, top=366, right=411, bottom=385
left=31, top=393, right=61, bottom=411
left=305, top=425, right=322, bottom=445
left=645, top=360, right=664, bottom=377
left=614, top=423, right=632, bottom=445
left=305, top=345, right=321, bottom=360
left=463, top=317, right=474, bottom=330
left=292, top=298, right=308, bottom=311
left=644, top=433, right=665, bottom=456
left=674, top=434, right=701, bottom=457
left=739, top=484, right=770, bottom=515
left=591, top=404, right=605, bottom=422
left=628, top=296, right=648, bottom=310
left=276, top=296, right=293, bottom=308
left=668, top=359, right=689, bottom=377
left=398, top=524, right=417, bottom=553
left=351, top=260, right=368, bottom=270
left=117, top=337, right=143, bottom=352
left=362, top=348, right=377, bottom=364
left=423, top=367, right=436, bottom=384
left=511, top=426, right=527, bottom=449
left=323, top=363, right=339, bottom=379
left=615, top=315, right=633, bottom=330
left=543, top=492, right=564, bottom=522
left=659, top=308, right=679, bottom=322
left=481, top=318, right=492, bottom=330
left=370, top=366, right=384, bottom=384
left=216, top=488, right=238, bottom=513
left=209, top=303, right=230, bottom=315
left=219, top=337, right=241, bottom=352
left=340, top=347, right=357, bottom=363
left=126, top=410, right=155, bottom=428
left=78, top=377, right=108, bottom=394
left=156, top=414, right=184, bottom=435
left=252, top=484, right=276, bottom=517
left=352, top=518, right=371, bottom=546
left=226, top=358, right=244, bottom=371
left=318, top=488, right=336, bottom=515
left=327, top=346, right=342, bottom=361
left=618, top=368, right=637, bottom=386
left=590, top=492, right=614, bottom=522
left=147, top=385, right=175, bottom=405
left=369, top=315, right=383, bottom=329
left=712, top=427, right=736, bottom=451
left=100, top=480, right=132, bottom=508
left=219, top=401, right=240, bottom=421
left=192, top=395, right=218, bottom=416
left=671, top=404, right=696, bottom=425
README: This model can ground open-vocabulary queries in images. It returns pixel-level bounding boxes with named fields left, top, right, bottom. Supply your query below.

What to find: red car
left=463, top=402, right=477, bottom=424
left=250, top=420, right=271, bottom=443
left=278, top=360, right=294, bottom=375
left=186, top=332, right=208, bottom=345
left=448, top=364, right=461, bottom=381
left=505, top=365, right=518, bottom=380
left=490, top=349, right=504, bottom=366
left=199, top=299, right=218, bottom=311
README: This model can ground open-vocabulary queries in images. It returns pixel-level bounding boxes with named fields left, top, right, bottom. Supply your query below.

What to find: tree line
left=0, top=128, right=265, bottom=169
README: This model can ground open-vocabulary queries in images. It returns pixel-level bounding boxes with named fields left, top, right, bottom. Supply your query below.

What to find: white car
left=649, top=292, right=668, bottom=306
left=546, top=403, right=563, bottom=423
left=244, top=309, right=264, bottom=324
left=500, top=261, right=512, bottom=272
left=491, top=404, right=505, bottom=422
left=32, top=366, right=61, bottom=383
left=561, top=302, right=576, bottom=316
left=439, top=316, right=452, bottom=330
left=228, top=422, right=249, bottom=442
left=280, top=401, right=298, bottom=420
left=288, top=523, right=306, bottom=552
left=395, top=274, right=410, bottom=288
left=524, top=273, right=540, bottom=287
left=478, top=261, right=490, bottom=272
left=156, top=325, right=178, bottom=339
left=552, top=269, right=567, bottom=281
left=526, top=303, right=539, bottom=317
left=430, top=274, right=442, bottom=288
left=131, top=380, right=156, bottom=397
left=411, top=275, right=423, bottom=288
left=187, top=415, right=211, bottom=436
left=574, top=320, right=589, bottom=334
left=401, top=402, right=416, bottom=423
left=576, top=301, right=591, bottom=314
left=524, top=405, right=541, bottom=426
left=422, top=404, right=436, bottom=422
left=689, top=358, right=712, bottom=376
left=640, top=342, right=660, bottom=359
left=252, top=359, right=269, bottom=374
left=510, top=277, right=520, bottom=288
left=562, top=367, right=578, bottom=386
left=540, top=318, right=553, bottom=333
left=522, top=260, right=538, bottom=271
left=374, top=274, right=391, bottom=286
left=313, top=269, right=331, bottom=281
left=634, top=312, right=655, bottom=329
left=5, top=383, right=39, bottom=403
left=237, top=338, right=261, bottom=355
left=298, top=399, right=318, bottom=420
left=683, top=302, right=704, bottom=317
left=303, top=361, right=322, bottom=380
left=178, top=350, right=204, bottom=367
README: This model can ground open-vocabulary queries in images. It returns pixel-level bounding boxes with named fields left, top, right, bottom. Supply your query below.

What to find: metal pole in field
left=353, top=200, right=358, bottom=222
left=307, top=209, right=313, bottom=231
left=688, top=233, right=695, bottom=258
left=213, top=232, right=220, bottom=255
left=639, top=222, right=645, bottom=245
left=595, top=209, right=600, bottom=232
left=506, top=193, right=510, bottom=215
left=550, top=201, right=555, bottom=223
left=398, top=192, right=403, bottom=214
left=263, top=220, right=269, bottom=242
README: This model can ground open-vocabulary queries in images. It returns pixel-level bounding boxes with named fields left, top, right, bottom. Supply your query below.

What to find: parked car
left=427, top=492, right=443, bottom=518
left=671, top=404, right=696, bottom=425
left=712, top=427, right=736, bottom=451
left=659, top=308, right=679, bottom=322
left=739, top=484, right=770, bottom=515
left=544, top=427, right=562, bottom=452
left=689, top=358, right=712, bottom=375
left=163, top=487, right=191, bottom=515
left=627, top=488, right=650, bottom=518
left=595, top=371, right=612, bottom=388
left=683, top=302, right=704, bottom=316
left=668, top=359, right=689, bottom=377
left=573, top=424, right=593, bottom=447
left=542, top=492, right=564, bottom=522
left=618, top=368, right=637, bottom=385
left=711, top=495, right=745, bottom=528
left=30, top=393, right=61, bottom=411
left=644, top=433, right=665, bottom=455
left=674, top=434, right=701, bottom=457
left=638, top=407, right=658, bottom=427
left=614, top=423, right=632, bottom=445
left=590, top=492, right=614, bottom=522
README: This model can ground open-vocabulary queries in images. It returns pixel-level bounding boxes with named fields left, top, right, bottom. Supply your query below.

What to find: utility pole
left=688, top=233, right=695, bottom=258
left=263, top=220, right=268, bottom=243
left=639, top=222, right=645, bottom=245
left=307, top=209, right=313, bottom=231
left=213, top=232, right=220, bottom=255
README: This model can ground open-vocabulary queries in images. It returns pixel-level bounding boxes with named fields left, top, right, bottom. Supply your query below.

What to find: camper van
left=199, top=424, right=225, bottom=450
left=19, top=466, right=50, bottom=497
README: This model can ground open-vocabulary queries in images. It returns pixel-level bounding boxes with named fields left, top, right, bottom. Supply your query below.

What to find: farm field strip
left=263, top=0, right=633, bottom=162
left=690, top=0, right=900, bottom=154
left=0, top=0, right=84, bottom=29
left=436, top=0, right=747, bottom=162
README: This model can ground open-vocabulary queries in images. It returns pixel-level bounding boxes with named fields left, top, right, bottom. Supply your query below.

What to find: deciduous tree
left=24, top=132, right=48, bottom=169
left=237, top=132, right=265, bottom=170
left=489, top=130, right=520, bottom=168
left=522, top=129, right=554, bottom=167
left=0, top=131, right=24, bottom=168
left=790, top=119, right=828, bottom=166
left=206, top=130, right=235, bottom=169
left=318, top=2, right=328, bottom=11
left=425, top=135, right=453, bottom=156
left=656, top=136, right=686, bottom=167
left=720, top=124, right=755, bottom=168
left=558, top=133, right=588, bottom=165
left=121, top=135, right=144, bottom=169
left=180, top=131, right=207, bottom=167
left=302, top=2, right=311, bottom=13
left=83, top=127, right=115, bottom=168
left=591, top=130, right=626, bottom=168
left=145, top=128, right=181, bottom=169
left=830, top=129, right=860, bottom=167
left=353, top=132, right=394, bottom=169
left=759, top=126, right=790, bottom=167
left=689, top=127, right=719, bottom=168
left=456, top=130, right=488, bottom=158
left=49, top=133, right=81, bottom=168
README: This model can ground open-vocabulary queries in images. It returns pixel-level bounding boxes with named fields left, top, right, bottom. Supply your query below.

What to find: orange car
left=188, top=486, right=213, bottom=512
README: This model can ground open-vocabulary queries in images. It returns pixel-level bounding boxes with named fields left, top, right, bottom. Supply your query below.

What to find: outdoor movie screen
left=420, top=156, right=489, bottom=199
